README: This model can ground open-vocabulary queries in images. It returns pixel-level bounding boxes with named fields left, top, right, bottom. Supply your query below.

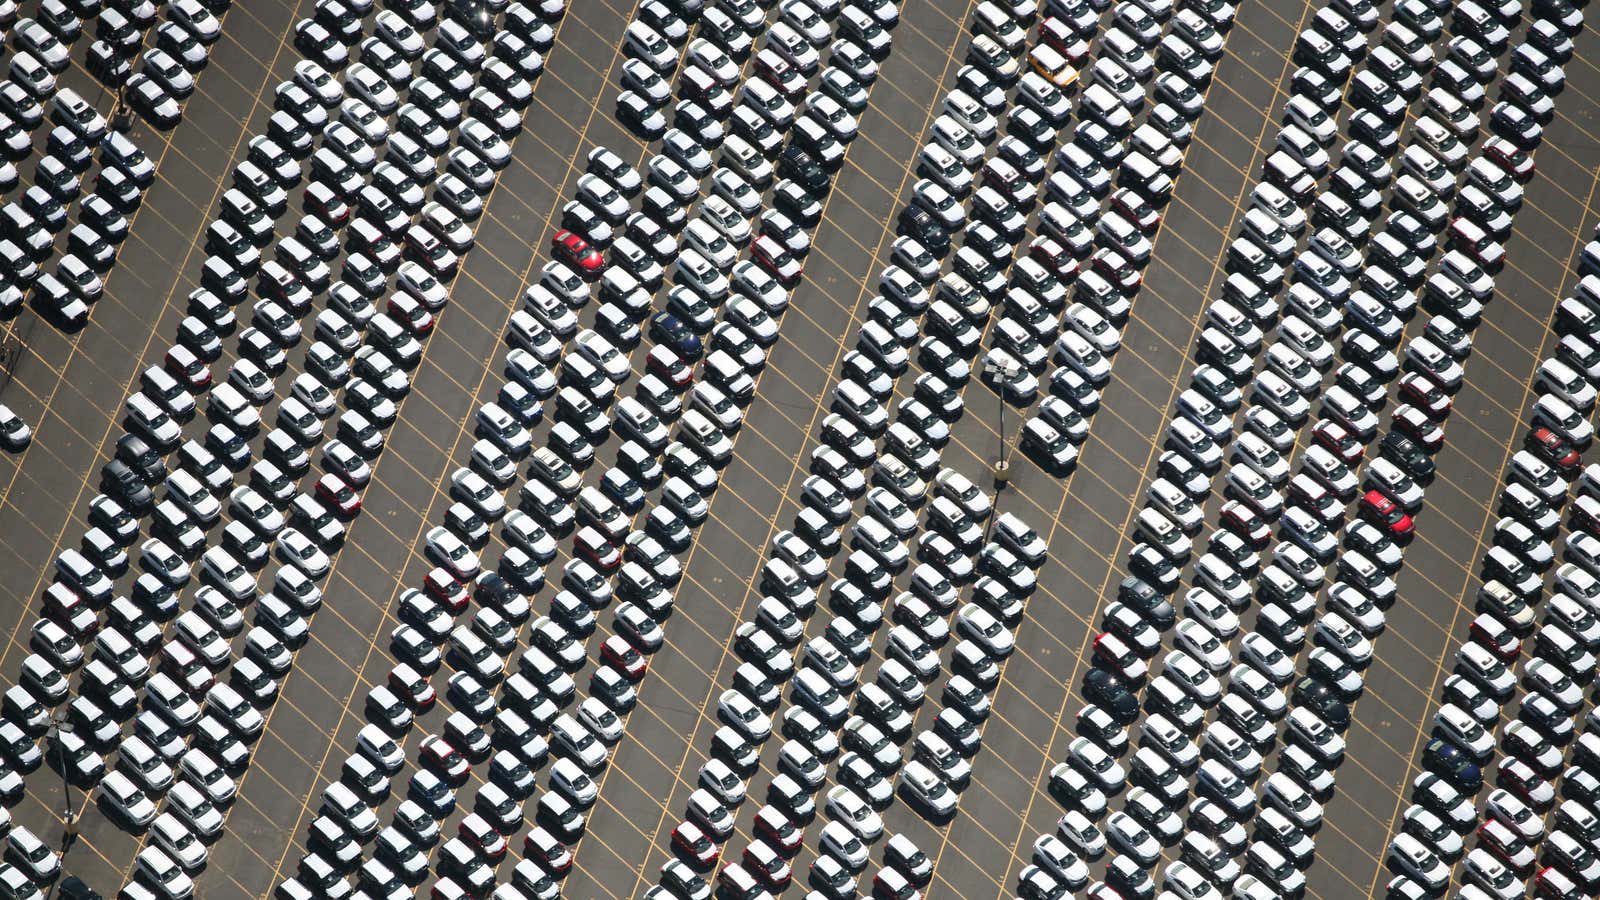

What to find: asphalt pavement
left=0, top=0, right=1596, bottom=897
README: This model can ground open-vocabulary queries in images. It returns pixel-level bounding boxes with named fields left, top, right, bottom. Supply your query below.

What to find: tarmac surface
left=0, top=0, right=1596, bottom=897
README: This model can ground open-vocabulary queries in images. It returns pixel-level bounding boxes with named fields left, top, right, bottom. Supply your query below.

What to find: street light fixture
left=982, top=353, right=1020, bottom=489
left=47, top=711, right=76, bottom=837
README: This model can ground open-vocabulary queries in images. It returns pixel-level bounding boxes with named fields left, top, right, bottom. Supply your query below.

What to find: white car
left=1388, top=833, right=1449, bottom=894
left=136, top=847, right=194, bottom=900
left=151, top=813, right=207, bottom=870
left=825, top=785, right=883, bottom=840
left=1068, top=737, right=1126, bottom=793
left=425, top=526, right=480, bottom=579
left=1484, top=789, right=1543, bottom=843
left=1264, top=771, right=1324, bottom=832
left=1240, top=632, right=1295, bottom=684
left=98, top=770, right=158, bottom=826
left=1314, top=613, right=1373, bottom=667
left=955, top=603, right=1014, bottom=657
left=1174, top=619, right=1230, bottom=672
left=1063, top=302, right=1121, bottom=354
left=718, top=689, right=772, bottom=742
left=1228, top=665, right=1286, bottom=719
left=895, top=760, right=954, bottom=818
left=573, top=329, right=629, bottom=382
left=1183, top=588, right=1240, bottom=639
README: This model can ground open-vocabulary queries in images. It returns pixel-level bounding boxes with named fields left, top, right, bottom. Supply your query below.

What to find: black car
left=777, top=145, right=829, bottom=194
left=896, top=205, right=950, bottom=256
left=1291, top=676, right=1350, bottom=730
left=100, top=459, right=153, bottom=511
left=1421, top=738, right=1482, bottom=791
left=1379, top=431, right=1435, bottom=482
left=114, top=432, right=165, bottom=482
left=1118, top=575, right=1176, bottom=629
left=58, top=877, right=101, bottom=900
left=648, top=312, right=703, bottom=360
left=1083, top=669, right=1139, bottom=725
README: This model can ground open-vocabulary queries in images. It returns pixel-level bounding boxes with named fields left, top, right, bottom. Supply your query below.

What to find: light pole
left=47, top=711, right=76, bottom=841
left=983, top=354, right=1019, bottom=490
left=981, top=354, right=1021, bottom=545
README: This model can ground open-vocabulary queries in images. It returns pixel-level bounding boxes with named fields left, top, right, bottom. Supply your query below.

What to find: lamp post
left=109, top=85, right=133, bottom=133
left=983, top=354, right=1019, bottom=490
left=981, top=354, right=1021, bottom=545
left=47, top=711, right=75, bottom=839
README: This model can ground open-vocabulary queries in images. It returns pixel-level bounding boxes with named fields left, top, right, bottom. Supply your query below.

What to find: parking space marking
left=966, top=0, right=1324, bottom=890
left=250, top=3, right=650, bottom=889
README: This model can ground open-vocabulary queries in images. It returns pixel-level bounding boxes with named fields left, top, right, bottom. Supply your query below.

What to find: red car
left=387, top=293, right=436, bottom=334
left=1312, top=420, right=1364, bottom=465
left=1093, top=632, right=1148, bottom=682
left=755, top=48, right=805, bottom=100
left=601, top=634, right=648, bottom=680
left=1091, top=246, right=1140, bottom=291
left=1399, top=372, right=1452, bottom=419
left=1497, top=757, right=1554, bottom=811
left=1028, top=235, right=1080, bottom=280
left=1485, top=134, right=1536, bottom=182
left=1526, top=426, right=1580, bottom=472
left=753, top=804, right=802, bottom=853
left=315, top=473, right=362, bottom=517
left=552, top=229, right=604, bottom=277
left=1534, top=864, right=1581, bottom=899
left=1478, top=818, right=1533, bottom=872
left=672, top=820, right=720, bottom=868
left=1219, top=499, right=1271, bottom=548
left=160, top=642, right=214, bottom=693
left=424, top=567, right=469, bottom=613
left=646, top=344, right=692, bottom=388
left=1111, top=187, right=1160, bottom=233
left=741, top=844, right=791, bottom=890
left=752, top=233, right=802, bottom=285
left=164, top=345, right=211, bottom=390
left=305, top=181, right=350, bottom=225
left=574, top=526, right=621, bottom=571
left=1360, top=489, right=1413, bottom=537
left=1573, top=497, right=1600, bottom=535
left=42, top=583, right=99, bottom=638
left=459, top=813, right=507, bottom=861
left=419, top=734, right=471, bottom=783
left=1038, top=16, right=1090, bottom=63
left=388, top=662, right=436, bottom=709
left=1393, top=404, right=1445, bottom=452
left=1470, top=612, right=1521, bottom=662
left=1450, top=217, right=1507, bottom=272
left=525, top=826, right=572, bottom=874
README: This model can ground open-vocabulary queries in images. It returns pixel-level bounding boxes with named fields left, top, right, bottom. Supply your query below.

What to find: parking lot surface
left=0, top=0, right=1596, bottom=898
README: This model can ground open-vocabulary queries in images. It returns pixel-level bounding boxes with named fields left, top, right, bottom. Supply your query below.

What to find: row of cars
left=119, top=0, right=226, bottom=128
left=0, top=0, right=208, bottom=447
left=1380, top=10, right=1600, bottom=895
left=489, top=1, right=930, bottom=898
left=615, top=0, right=897, bottom=142
left=987, top=0, right=1239, bottom=479
left=278, top=0, right=889, bottom=896
left=1162, top=2, right=1588, bottom=899
left=101, top=0, right=572, bottom=898
left=6, top=0, right=215, bottom=328
left=1167, top=1, right=1574, bottom=899
left=81, top=0, right=212, bottom=95
left=903, top=0, right=1285, bottom=895
left=7, top=0, right=550, bottom=897
left=0, top=0, right=255, bottom=897
left=1004, top=0, right=1568, bottom=897
left=657, top=1, right=1080, bottom=897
